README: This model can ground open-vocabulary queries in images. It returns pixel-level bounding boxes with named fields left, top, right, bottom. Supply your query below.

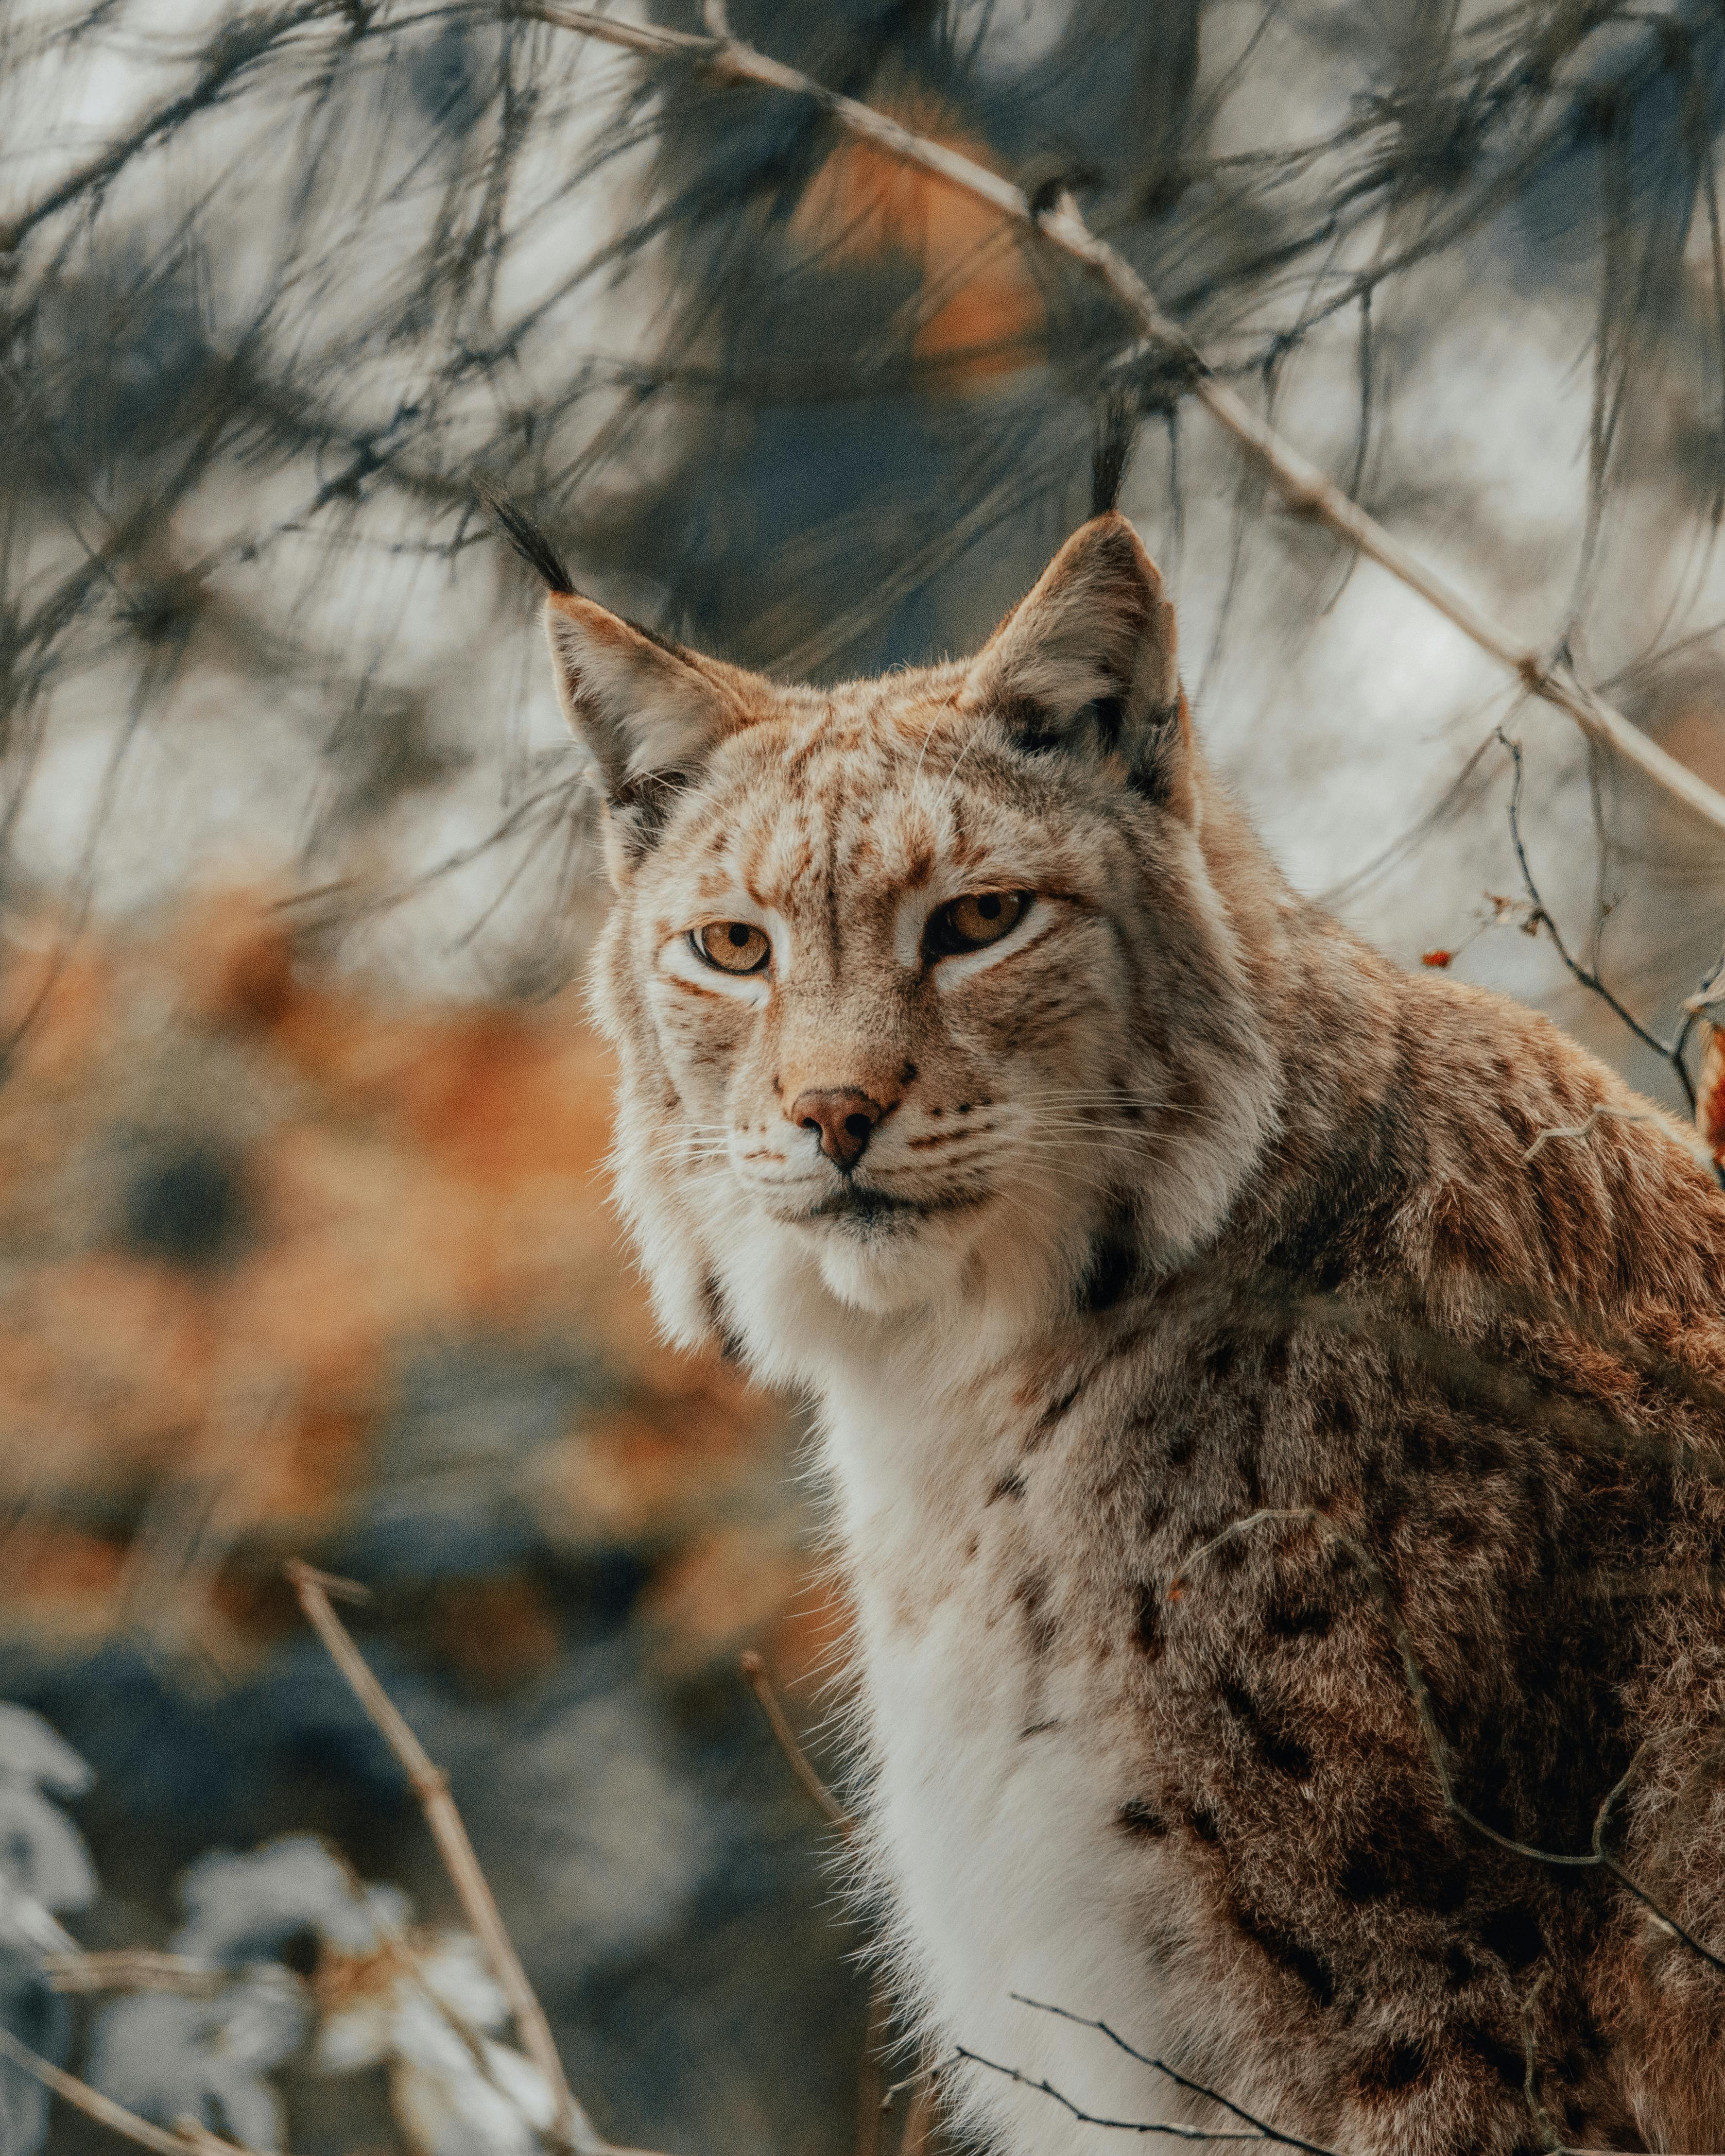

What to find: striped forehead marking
left=728, top=760, right=949, bottom=913
left=680, top=679, right=998, bottom=926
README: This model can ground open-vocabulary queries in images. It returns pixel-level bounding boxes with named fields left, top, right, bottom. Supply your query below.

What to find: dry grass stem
left=40, top=1951, right=227, bottom=1996
left=880, top=2060, right=937, bottom=2113
left=738, top=1649, right=854, bottom=1834
left=285, top=1560, right=662, bottom=2156
left=736, top=1656, right=923, bottom=2152
left=1522, top=1106, right=1663, bottom=1162
left=512, top=0, right=1725, bottom=841
left=174, top=2121, right=247, bottom=2156
left=897, top=2078, right=939, bottom=2156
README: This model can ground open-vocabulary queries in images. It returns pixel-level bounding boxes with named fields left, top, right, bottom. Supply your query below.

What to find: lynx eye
left=925, top=890, right=1031, bottom=959
left=693, top=921, right=771, bottom=975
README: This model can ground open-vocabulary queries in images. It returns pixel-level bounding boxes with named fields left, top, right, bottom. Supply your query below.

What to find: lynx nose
left=794, top=1088, right=884, bottom=1171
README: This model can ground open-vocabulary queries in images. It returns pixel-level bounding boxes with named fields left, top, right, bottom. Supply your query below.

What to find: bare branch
left=0, top=0, right=339, bottom=256
left=510, top=0, right=1725, bottom=840
left=285, top=1560, right=661, bottom=2156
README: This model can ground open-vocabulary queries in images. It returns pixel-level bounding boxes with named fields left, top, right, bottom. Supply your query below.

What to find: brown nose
left=793, top=1088, right=885, bottom=1170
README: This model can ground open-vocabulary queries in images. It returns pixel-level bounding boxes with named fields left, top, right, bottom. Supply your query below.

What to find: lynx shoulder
left=515, top=504, right=1725, bottom=2155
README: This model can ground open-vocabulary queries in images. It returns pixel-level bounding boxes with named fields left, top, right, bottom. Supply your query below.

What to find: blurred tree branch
left=515, top=0, right=1725, bottom=841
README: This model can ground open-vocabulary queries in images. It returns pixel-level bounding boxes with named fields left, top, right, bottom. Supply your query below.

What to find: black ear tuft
left=475, top=478, right=573, bottom=595
left=1090, top=385, right=1142, bottom=519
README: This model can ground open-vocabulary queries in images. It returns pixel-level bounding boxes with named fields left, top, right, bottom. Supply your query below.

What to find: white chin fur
left=806, top=1210, right=980, bottom=1315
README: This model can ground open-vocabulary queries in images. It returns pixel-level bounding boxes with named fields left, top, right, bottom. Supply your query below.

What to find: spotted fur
left=541, top=514, right=1725, bottom=2154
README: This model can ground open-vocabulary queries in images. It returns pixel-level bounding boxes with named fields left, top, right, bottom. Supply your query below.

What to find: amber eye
left=693, top=921, right=771, bottom=975
left=925, top=890, right=1031, bottom=959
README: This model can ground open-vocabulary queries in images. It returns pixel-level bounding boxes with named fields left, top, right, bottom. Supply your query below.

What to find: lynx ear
left=544, top=591, right=740, bottom=873
left=961, top=513, right=1191, bottom=812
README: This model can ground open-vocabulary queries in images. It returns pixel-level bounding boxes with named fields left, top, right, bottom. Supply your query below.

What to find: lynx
left=502, top=496, right=1725, bottom=2155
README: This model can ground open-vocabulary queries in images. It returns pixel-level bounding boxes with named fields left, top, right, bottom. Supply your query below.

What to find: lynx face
left=541, top=515, right=1280, bottom=1367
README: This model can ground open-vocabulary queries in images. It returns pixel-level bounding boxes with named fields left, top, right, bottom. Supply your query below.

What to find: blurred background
left=3, top=1, right=1725, bottom=2152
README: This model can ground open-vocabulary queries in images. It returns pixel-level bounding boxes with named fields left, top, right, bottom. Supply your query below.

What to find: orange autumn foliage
left=791, top=90, right=1046, bottom=384
left=0, top=889, right=806, bottom=1679
left=1699, top=1018, right=1725, bottom=1169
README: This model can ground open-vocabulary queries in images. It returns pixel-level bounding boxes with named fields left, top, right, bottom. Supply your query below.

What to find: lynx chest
left=819, top=1362, right=1220, bottom=2154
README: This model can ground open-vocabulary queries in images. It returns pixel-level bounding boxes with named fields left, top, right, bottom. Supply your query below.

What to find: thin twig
left=973, top=1992, right=1712, bottom=2156
left=286, top=1560, right=659, bottom=2156
left=0, top=2023, right=261, bottom=2156
left=881, top=2059, right=938, bottom=2114
left=738, top=1649, right=854, bottom=1834
left=970, top=1983, right=1708, bottom=2156
left=1522, top=1105, right=1662, bottom=1162
left=508, top=0, right=1725, bottom=841
left=954, top=2046, right=1287, bottom=2146
left=1011, top=2000, right=1340, bottom=2156
left=1498, top=732, right=1700, bottom=1115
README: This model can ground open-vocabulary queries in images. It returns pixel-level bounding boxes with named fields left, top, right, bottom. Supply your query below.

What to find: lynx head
left=529, top=513, right=1281, bottom=1381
